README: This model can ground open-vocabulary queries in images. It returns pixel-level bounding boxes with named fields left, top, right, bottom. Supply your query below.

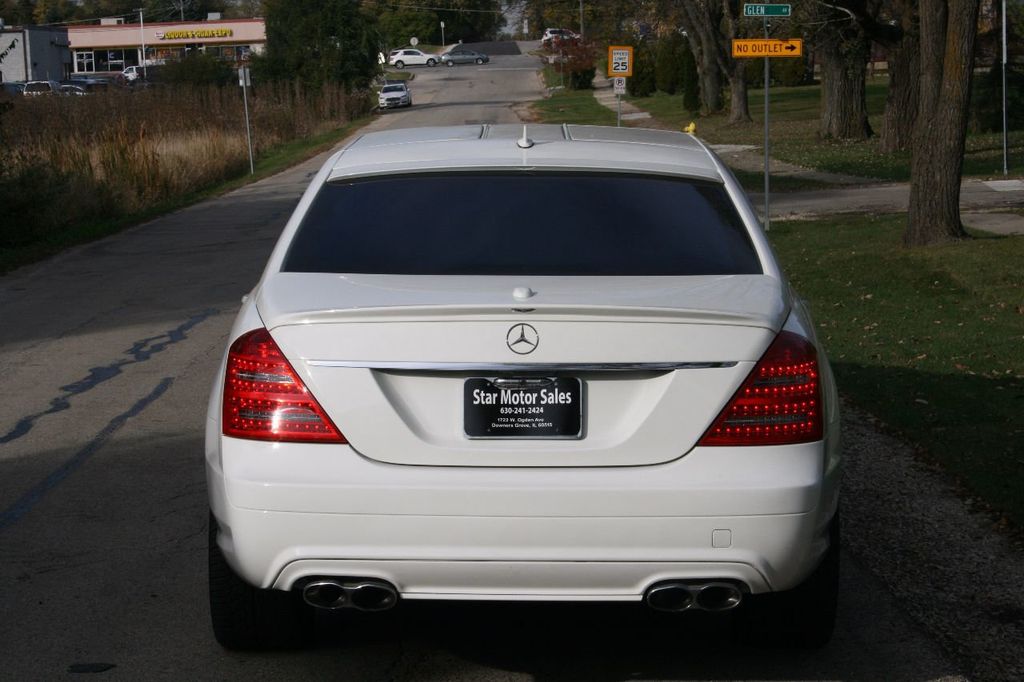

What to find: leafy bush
left=627, top=42, right=656, bottom=97
left=655, top=35, right=684, bottom=95
left=970, top=64, right=1024, bottom=133
left=555, top=40, right=597, bottom=90
left=160, top=52, right=235, bottom=86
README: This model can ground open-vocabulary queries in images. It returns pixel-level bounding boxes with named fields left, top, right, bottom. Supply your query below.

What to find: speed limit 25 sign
left=607, top=45, right=633, bottom=78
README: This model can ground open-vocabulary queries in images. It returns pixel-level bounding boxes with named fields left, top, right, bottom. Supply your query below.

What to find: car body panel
left=205, top=124, right=841, bottom=605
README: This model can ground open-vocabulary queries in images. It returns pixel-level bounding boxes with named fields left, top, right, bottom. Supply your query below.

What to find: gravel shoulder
left=842, top=401, right=1024, bottom=681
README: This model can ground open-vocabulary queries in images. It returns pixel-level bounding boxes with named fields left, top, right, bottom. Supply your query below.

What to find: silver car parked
left=441, top=48, right=490, bottom=66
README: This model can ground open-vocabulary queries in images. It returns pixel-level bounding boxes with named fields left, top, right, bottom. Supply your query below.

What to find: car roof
left=329, top=124, right=722, bottom=183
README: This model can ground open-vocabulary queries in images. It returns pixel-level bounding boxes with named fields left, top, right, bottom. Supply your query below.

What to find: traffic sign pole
left=764, top=18, right=770, bottom=231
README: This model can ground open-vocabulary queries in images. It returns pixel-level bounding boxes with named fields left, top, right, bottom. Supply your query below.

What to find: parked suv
left=388, top=49, right=440, bottom=68
left=541, top=28, right=578, bottom=46
left=206, top=124, right=841, bottom=651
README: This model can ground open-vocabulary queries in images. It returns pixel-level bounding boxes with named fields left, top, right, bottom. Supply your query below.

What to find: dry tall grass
left=0, top=82, right=371, bottom=252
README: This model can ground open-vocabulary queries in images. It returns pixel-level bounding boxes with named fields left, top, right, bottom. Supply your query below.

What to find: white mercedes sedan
left=206, top=124, right=841, bottom=650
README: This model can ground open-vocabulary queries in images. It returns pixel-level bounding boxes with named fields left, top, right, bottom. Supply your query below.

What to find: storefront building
left=0, top=26, right=71, bottom=82
left=68, top=18, right=265, bottom=75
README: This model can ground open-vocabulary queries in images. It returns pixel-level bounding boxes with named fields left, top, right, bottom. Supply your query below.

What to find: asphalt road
left=0, top=44, right=969, bottom=680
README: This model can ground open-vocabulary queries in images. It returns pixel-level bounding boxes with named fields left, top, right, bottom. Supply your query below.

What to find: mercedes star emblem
left=506, top=323, right=539, bottom=355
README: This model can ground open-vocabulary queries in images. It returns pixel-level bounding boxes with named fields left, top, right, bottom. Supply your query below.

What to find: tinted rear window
left=283, top=173, right=762, bottom=276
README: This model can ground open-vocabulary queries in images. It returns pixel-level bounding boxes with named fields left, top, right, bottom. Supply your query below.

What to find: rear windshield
left=282, top=173, right=762, bottom=276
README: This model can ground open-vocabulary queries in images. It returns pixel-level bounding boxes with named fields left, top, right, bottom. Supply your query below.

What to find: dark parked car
left=1, top=82, right=26, bottom=100
left=441, top=48, right=490, bottom=66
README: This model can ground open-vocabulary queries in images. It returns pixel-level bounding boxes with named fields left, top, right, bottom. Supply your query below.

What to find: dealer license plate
left=464, top=377, right=583, bottom=439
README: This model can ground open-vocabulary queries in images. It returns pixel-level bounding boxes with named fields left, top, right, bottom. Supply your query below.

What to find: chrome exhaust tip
left=694, top=582, right=743, bottom=612
left=645, top=583, right=695, bottom=612
left=302, top=579, right=399, bottom=612
left=644, top=581, right=744, bottom=613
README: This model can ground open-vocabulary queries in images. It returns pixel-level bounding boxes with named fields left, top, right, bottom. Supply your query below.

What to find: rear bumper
left=207, top=436, right=840, bottom=599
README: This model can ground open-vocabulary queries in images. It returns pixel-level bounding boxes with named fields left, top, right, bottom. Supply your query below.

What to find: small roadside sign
left=237, top=66, right=251, bottom=87
left=743, top=3, right=791, bottom=17
left=731, top=38, right=802, bottom=58
left=612, top=77, right=626, bottom=95
left=607, top=45, right=633, bottom=77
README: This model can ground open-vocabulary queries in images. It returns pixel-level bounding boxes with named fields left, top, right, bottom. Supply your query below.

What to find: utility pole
left=136, top=8, right=147, bottom=80
left=1002, top=0, right=1008, bottom=175
left=763, top=17, right=770, bottom=231
left=579, top=0, right=584, bottom=39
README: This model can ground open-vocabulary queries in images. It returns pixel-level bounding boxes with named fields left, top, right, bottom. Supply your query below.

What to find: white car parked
left=377, top=82, right=411, bottom=108
left=388, top=48, right=440, bottom=68
left=206, top=124, right=842, bottom=651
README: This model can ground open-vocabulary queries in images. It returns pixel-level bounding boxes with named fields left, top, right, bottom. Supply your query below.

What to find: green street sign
left=743, top=3, right=792, bottom=17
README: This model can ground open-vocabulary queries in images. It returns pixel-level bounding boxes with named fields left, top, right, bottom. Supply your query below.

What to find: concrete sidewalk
left=588, top=74, right=1024, bottom=235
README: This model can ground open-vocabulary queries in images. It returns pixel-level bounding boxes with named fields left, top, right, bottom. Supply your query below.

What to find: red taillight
left=698, top=330, right=823, bottom=446
left=222, top=328, right=346, bottom=443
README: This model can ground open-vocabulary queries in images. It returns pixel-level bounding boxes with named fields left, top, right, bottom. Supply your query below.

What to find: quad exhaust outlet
left=645, top=581, right=744, bottom=613
left=301, top=579, right=399, bottom=612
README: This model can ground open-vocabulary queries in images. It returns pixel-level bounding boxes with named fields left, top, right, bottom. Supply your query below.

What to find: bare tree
left=675, top=0, right=751, bottom=122
left=676, top=1, right=726, bottom=114
left=905, top=0, right=981, bottom=246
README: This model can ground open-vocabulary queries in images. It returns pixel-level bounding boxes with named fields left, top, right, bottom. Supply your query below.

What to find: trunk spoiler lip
left=260, top=303, right=789, bottom=331
left=303, top=360, right=740, bottom=372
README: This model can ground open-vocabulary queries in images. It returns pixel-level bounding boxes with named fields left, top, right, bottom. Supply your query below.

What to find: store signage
left=0, top=38, right=18, bottom=66
left=158, top=28, right=234, bottom=40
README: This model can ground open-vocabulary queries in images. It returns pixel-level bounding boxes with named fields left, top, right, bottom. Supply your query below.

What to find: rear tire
left=208, top=513, right=313, bottom=650
left=735, top=511, right=839, bottom=648
left=394, top=60, right=405, bottom=69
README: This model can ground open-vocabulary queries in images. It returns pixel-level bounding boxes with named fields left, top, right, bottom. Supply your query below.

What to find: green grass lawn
left=769, top=214, right=1024, bottom=526
left=631, top=80, right=1024, bottom=182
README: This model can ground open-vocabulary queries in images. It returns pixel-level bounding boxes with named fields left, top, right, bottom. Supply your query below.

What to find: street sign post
left=238, top=66, right=254, bottom=175
left=608, top=48, right=633, bottom=128
left=734, top=2, right=798, bottom=231
left=607, top=46, right=633, bottom=77
left=613, top=76, right=626, bottom=127
left=743, top=3, right=791, bottom=17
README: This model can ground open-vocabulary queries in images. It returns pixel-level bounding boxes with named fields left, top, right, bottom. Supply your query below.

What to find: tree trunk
left=692, top=30, right=724, bottom=113
left=879, top=35, right=919, bottom=152
left=879, top=6, right=920, bottom=153
left=678, top=1, right=725, bottom=114
left=905, top=0, right=980, bottom=246
left=721, top=0, right=751, bottom=124
left=728, top=60, right=751, bottom=124
left=819, top=34, right=872, bottom=139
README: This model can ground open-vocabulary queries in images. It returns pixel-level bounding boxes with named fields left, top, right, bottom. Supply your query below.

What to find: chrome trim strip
left=305, top=361, right=737, bottom=371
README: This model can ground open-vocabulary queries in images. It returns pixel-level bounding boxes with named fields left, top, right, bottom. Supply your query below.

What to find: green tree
left=655, top=34, right=685, bottom=95
left=378, top=8, right=439, bottom=48
left=261, top=0, right=379, bottom=89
